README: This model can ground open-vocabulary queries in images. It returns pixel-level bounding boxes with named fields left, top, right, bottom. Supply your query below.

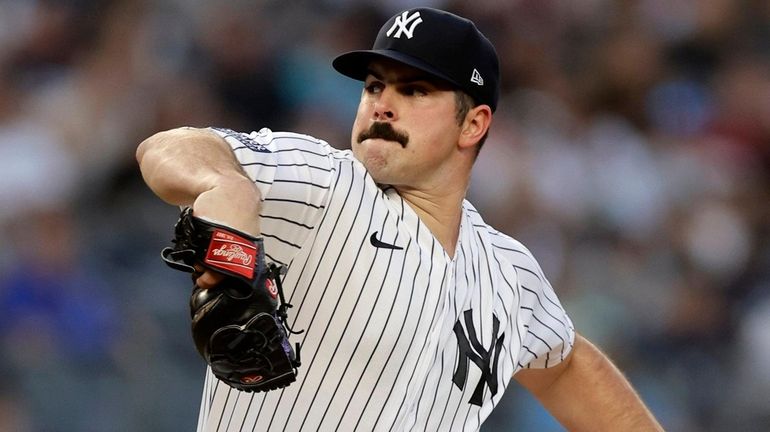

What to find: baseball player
left=137, top=7, right=663, bottom=432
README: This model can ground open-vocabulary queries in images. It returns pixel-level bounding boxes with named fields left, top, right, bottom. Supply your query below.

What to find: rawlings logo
left=205, top=229, right=258, bottom=279
left=211, top=244, right=253, bottom=266
left=241, top=375, right=264, bottom=384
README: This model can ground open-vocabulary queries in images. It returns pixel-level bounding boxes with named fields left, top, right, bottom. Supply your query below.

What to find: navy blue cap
left=333, top=8, right=500, bottom=112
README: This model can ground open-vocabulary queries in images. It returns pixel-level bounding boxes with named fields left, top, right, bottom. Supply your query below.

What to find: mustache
left=357, top=122, right=409, bottom=148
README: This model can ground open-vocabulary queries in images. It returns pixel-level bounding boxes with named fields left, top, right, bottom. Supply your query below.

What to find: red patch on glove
left=204, top=229, right=257, bottom=280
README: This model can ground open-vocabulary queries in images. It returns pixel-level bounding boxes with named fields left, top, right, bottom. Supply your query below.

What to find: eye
left=402, top=85, right=428, bottom=96
left=365, top=81, right=384, bottom=94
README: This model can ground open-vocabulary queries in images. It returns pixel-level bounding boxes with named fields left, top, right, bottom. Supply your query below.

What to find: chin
left=361, top=157, right=387, bottom=177
left=362, top=156, right=395, bottom=183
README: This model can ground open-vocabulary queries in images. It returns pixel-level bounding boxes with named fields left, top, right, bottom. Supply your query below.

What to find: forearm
left=136, top=127, right=262, bottom=234
left=516, top=334, right=663, bottom=431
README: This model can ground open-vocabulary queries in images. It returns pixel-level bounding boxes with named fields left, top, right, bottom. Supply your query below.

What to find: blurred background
left=0, top=0, right=768, bottom=430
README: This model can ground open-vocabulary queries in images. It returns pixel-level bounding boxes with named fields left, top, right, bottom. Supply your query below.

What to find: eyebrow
left=366, top=68, right=436, bottom=85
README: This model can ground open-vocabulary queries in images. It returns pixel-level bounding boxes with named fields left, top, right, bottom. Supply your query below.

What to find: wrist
left=192, top=175, right=262, bottom=236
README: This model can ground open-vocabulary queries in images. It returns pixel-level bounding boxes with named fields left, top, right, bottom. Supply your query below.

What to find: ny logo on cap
left=386, top=11, right=423, bottom=39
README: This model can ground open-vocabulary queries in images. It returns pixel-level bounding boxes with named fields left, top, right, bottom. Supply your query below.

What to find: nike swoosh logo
left=370, top=232, right=403, bottom=250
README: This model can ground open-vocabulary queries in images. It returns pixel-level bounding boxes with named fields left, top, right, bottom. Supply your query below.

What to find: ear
left=458, top=105, right=492, bottom=150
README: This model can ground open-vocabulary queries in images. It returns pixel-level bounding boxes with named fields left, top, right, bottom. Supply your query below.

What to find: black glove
left=161, top=207, right=301, bottom=392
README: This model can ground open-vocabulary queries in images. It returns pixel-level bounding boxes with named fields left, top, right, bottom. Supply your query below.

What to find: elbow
left=137, top=127, right=213, bottom=171
left=136, top=135, right=150, bottom=166
left=136, top=130, right=168, bottom=169
left=137, top=128, right=186, bottom=167
left=135, top=127, right=239, bottom=206
left=135, top=127, right=202, bottom=203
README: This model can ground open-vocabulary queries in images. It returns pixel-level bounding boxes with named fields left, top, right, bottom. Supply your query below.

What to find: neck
left=396, top=183, right=467, bottom=258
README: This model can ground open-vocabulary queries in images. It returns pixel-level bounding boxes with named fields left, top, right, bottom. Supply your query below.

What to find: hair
left=454, top=91, right=489, bottom=157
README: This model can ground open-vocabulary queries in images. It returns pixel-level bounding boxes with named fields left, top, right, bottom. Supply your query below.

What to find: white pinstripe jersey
left=196, top=127, right=575, bottom=432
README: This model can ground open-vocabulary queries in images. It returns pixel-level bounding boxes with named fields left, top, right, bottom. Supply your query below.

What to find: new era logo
left=470, top=69, right=484, bottom=86
left=386, top=11, right=423, bottom=39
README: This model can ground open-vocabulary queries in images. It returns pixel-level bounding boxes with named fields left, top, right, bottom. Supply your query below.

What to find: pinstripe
left=276, top=162, right=334, bottom=172
left=368, top=222, right=423, bottom=428
left=259, top=214, right=316, bottom=230
left=424, top=344, right=448, bottom=430
left=267, top=162, right=359, bottom=430
left=527, top=330, right=553, bottom=351
left=222, top=391, right=242, bottom=431
left=523, top=345, right=538, bottom=358
left=282, top=165, right=347, bottom=308
left=273, top=147, right=330, bottom=158
left=245, top=389, right=266, bottom=432
left=247, top=384, right=275, bottom=432
left=457, top=224, right=483, bottom=432
left=264, top=253, right=287, bottom=267
left=462, top=400, right=475, bottom=431
left=385, top=238, right=440, bottom=432
left=425, top=218, right=479, bottom=430
left=519, top=282, right=570, bottom=336
left=261, top=233, right=302, bottom=249
left=258, top=162, right=350, bottom=431
left=349, top=237, right=414, bottom=431
left=436, top=243, right=468, bottom=430
left=474, top=231, right=495, bottom=429
left=284, top=161, right=356, bottom=312
left=237, top=393, right=254, bottom=431
left=209, top=377, right=219, bottom=412
left=394, top=259, right=449, bottom=431
left=411, top=261, right=452, bottom=429
left=239, top=160, right=277, bottom=168
left=447, top=241, right=471, bottom=430
left=272, top=177, right=330, bottom=189
left=435, top=332, right=460, bottom=430
left=474, top=232, right=487, bottom=355
left=492, top=253, right=523, bottom=372
left=289, top=177, right=371, bottom=428
left=324, top=227, right=391, bottom=429
left=287, top=163, right=363, bottom=346
left=263, top=197, right=326, bottom=209
left=308, top=206, right=382, bottom=429
left=335, top=233, right=410, bottom=430
left=213, top=388, right=232, bottom=432
left=407, top=260, right=450, bottom=428
left=530, top=312, right=566, bottom=346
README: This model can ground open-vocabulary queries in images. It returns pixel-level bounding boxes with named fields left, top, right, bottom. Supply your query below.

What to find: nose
left=373, top=88, right=397, bottom=121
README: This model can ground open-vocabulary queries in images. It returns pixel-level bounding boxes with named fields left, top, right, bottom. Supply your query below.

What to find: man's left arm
left=514, top=333, right=664, bottom=432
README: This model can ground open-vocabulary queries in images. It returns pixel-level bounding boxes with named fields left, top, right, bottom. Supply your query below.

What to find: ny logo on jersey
left=452, top=310, right=505, bottom=406
left=386, top=11, right=423, bottom=39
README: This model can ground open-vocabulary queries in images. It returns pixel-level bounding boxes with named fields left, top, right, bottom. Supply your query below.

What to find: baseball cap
left=333, top=7, right=500, bottom=112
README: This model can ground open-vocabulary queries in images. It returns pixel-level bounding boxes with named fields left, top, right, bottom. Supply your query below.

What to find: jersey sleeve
left=208, top=127, right=338, bottom=266
left=511, top=242, right=576, bottom=369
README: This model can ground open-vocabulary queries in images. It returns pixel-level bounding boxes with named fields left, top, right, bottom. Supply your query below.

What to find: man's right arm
left=136, top=127, right=262, bottom=236
left=137, top=127, right=265, bottom=289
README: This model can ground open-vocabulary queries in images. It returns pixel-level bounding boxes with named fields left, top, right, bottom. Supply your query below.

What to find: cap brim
left=332, top=49, right=462, bottom=89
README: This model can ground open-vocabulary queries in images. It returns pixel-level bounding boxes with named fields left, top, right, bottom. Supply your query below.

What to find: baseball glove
left=160, top=207, right=301, bottom=392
